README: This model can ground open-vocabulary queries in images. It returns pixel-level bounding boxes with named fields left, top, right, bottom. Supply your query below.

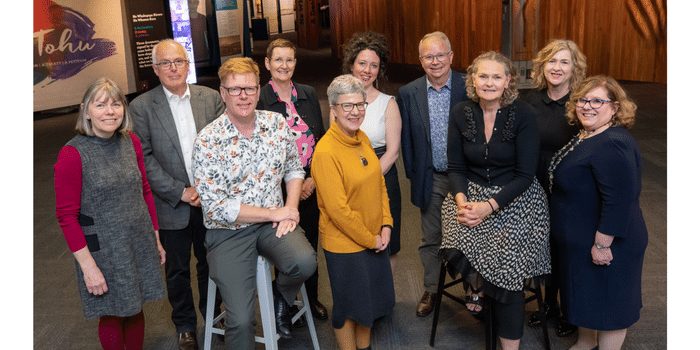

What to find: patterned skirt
left=440, top=180, right=551, bottom=291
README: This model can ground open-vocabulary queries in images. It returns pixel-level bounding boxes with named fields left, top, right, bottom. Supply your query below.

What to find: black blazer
left=397, top=70, right=467, bottom=210
left=257, top=81, right=326, bottom=176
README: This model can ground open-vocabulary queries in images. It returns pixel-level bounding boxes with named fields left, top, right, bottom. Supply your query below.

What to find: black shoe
left=274, top=294, right=293, bottom=339
left=556, top=316, right=578, bottom=337
left=310, top=299, right=328, bottom=320
left=528, top=304, right=557, bottom=327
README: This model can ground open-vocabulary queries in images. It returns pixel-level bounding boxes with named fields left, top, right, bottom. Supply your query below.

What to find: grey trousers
left=205, top=224, right=317, bottom=350
left=418, top=172, right=450, bottom=293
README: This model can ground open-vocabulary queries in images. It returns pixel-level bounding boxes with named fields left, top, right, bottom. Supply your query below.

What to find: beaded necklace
left=547, top=130, right=590, bottom=192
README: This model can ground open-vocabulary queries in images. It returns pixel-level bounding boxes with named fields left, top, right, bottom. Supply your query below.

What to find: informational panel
left=215, top=0, right=243, bottom=61
left=34, top=0, right=129, bottom=111
left=126, top=0, right=169, bottom=92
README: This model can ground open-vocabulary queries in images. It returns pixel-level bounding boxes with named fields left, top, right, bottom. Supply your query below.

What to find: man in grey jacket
left=130, top=39, right=224, bottom=350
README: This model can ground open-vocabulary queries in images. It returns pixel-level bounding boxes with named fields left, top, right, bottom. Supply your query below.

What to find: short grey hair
left=418, top=31, right=452, bottom=56
left=151, top=39, right=187, bottom=65
left=327, top=74, right=366, bottom=105
left=75, top=77, right=132, bottom=137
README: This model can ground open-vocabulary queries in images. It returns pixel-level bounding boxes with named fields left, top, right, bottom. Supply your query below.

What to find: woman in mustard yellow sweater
left=311, top=74, right=394, bottom=350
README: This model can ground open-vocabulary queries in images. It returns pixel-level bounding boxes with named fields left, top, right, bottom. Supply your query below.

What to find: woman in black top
left=441, top=51, right=550, bottom=350
left=256, top=38, right=328, bottom=325
left=524, top=39, right=587, bottom=337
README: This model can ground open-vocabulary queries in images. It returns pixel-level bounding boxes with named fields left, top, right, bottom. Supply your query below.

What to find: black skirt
left=324, top=248, right=395, bottom=329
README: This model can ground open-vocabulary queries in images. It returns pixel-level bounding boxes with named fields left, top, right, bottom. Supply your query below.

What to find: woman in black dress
left=524, top=39, right=587, bottom=337
left=549, top=76, right=647, bottom=350
left=441, top=51, right=550, bottom=350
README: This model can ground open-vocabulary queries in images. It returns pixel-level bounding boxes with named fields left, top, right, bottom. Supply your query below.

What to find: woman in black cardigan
left=440, top=51, right=550, bottom=350
left=256, top=38, right=328, bottom=326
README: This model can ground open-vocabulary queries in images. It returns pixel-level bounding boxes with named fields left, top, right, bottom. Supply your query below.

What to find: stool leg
left=256, top=256, right=279, bottom=350
left=484, top=295, right=497, bottom=350
left=429, top=261, right=448, bottom=347
left=298, top=283, right=320, bottom=350
left=203, top=277, right=216, bottom=350
left=534, top=286, right=551, bottom=350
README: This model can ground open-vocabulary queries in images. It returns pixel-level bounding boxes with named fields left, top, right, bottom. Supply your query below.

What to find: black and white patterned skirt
left=440, top=180, right=551, bottom=291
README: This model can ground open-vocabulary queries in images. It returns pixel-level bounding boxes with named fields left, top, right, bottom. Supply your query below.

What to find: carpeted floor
left=33, top=31, right=666, bottom=349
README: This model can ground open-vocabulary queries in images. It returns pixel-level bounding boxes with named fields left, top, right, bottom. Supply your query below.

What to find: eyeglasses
left=575, top=98, right=613, bottom=109
left=420, top=52, right=451, bottom=62
left=334, top=102, right=368, bottom=112
left=154, top=59, right=189, bottom=69
left=221, top=85, right=259, bottom=96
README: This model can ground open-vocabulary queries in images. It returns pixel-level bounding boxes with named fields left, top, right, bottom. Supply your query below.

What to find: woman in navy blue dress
left=549, top=76, right=648, bottom=350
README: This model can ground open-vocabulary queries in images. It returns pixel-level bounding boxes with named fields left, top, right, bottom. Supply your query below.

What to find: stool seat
left=203, top=255, right=320, bottom=350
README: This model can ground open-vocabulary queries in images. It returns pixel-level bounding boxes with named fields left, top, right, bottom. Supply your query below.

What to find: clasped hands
left=456, top=200, right=495, bottom=228
left=271, top=206, right=300, bottom=238
left=374, top=226, right=391, bottom=253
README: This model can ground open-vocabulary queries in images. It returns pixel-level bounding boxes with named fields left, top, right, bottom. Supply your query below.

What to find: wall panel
left=329, top=0, right=665, bottom=82
left=329, top=0, right=502, bottom=71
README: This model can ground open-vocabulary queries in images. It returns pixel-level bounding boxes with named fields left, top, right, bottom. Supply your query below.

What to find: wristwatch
left=595, top=242, right=611, bottom=249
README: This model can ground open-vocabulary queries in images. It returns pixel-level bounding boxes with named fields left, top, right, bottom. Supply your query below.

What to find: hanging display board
left=215, top=0, right=244, bottom=61
left=126, top=0, right=169, bottom=92
left=167, top=0, right=198, bottom=84
left=34, top=0, right=129, bottom=111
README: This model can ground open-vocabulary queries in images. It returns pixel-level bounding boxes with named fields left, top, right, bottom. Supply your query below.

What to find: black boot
left=273, top=282, right=292, bottom=339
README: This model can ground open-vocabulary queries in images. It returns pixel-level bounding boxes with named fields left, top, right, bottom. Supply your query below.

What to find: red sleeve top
left=54, top=133, right=159, bottom=252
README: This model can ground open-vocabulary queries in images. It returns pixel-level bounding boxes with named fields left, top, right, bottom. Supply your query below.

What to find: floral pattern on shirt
left=192, top=110, right=305, bottom=230
left=270, top=80, right=316, bottom=168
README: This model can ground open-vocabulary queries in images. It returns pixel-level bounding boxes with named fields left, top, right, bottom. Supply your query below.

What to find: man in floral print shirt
left=192, top=57, right=316, bottom=350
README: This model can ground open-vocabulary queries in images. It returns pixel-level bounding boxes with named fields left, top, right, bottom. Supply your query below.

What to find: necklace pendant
left=361, top=157, right=368, bottom=166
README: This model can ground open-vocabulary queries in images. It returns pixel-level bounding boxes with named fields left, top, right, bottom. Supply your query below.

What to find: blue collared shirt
left=426, top=71, right=452, bottom=172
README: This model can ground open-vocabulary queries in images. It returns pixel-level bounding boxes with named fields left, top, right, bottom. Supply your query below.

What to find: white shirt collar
left=162, top=84, right=191, bottom=101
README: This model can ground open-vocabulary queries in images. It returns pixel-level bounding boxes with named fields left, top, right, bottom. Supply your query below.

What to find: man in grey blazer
left=397, top=31, right=467, bottom=317
left=130, top=39, right=225, bottom=350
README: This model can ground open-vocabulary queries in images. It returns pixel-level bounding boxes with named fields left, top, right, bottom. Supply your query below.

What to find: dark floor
left=34, top=31, right=666, bottom=349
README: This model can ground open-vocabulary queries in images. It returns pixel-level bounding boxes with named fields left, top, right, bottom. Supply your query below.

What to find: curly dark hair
left=341, top=31, right=389, bottom=90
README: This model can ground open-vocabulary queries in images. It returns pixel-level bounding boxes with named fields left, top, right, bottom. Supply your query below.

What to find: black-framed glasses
left=335, top=102, right=368, bottom=112
left=420, top=52, right=451, bottom=62
left=221, top=85, right=259, bottom=96
left=154, top=59, right=189, bottom=69
left=575, top=98, right=613, bottom=109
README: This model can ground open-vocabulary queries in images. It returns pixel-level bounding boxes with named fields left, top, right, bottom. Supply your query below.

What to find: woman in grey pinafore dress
left=54, top=78, right=166, bottom=349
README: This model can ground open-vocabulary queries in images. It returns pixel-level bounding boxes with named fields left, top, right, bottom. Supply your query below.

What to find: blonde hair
left=565, top=75, right=637, bottom=129
left=465, top=51, right=519, bottom=106
left=75, top=77, right=131, bottom=137
left=218, top=57, right=260, bottom=83
left=530, top=39, right=587, bottom=91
